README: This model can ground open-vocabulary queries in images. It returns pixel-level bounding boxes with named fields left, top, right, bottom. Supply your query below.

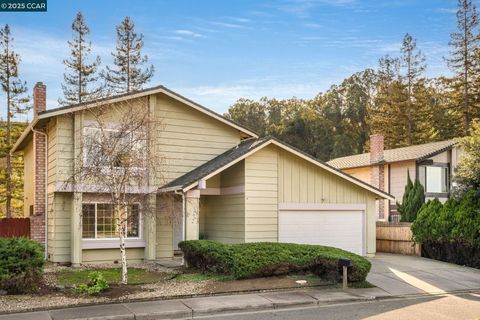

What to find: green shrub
left=397, top=171, right=425, bottom=222
left=75, top=271, right=109, bottom=295
left=179, top=240, right=371, bottom=282
left=0, top=238, right=45, bottom=294
left=412, top=191, right=480, bottom=246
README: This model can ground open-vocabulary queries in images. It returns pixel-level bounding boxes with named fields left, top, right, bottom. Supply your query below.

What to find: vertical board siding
left=277, top=148, right=377, bottom=255
left=204, top=194, right=245, bottom=243
left=244, top=146, right=278, bottom=242
left=47, top=118, right=57, bottom=193
left=155, top=93, right=241, bottom=183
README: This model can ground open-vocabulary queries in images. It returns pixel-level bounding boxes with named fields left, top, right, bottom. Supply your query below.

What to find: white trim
left=279, top=203, right=367, bottom=211
left=12, top=86, right=257, bottom=154
left=82, top=239, right=146, bottom=249
left=56, top=182, right=156, bottom=194
left=200, top=185, right=245, bottom=196
left=81, top=202, right=143, bottom=241
left=181, top=139, right=394, bottom=200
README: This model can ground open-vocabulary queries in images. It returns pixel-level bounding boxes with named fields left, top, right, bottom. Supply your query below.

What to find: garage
left=278, top=204, right=366, bottom=256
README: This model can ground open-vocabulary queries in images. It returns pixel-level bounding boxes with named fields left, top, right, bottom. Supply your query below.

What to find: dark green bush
left=411, top=191, right=480, bottom=268
left=0, top=238, right=45, bottom=294
left=397, top=172, right=425, bottom=222
left=179, top=240, right=371, bottom=282
left=412, top=191, right=480, bottom=246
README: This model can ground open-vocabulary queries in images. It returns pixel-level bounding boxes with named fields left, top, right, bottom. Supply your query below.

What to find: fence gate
left=0, top=218, right=31, bottom=238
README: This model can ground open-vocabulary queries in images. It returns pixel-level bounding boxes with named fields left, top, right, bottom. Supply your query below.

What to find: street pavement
left=1, top=254, right=480, bottom=320
left=197, top=292, right=480, bottom=320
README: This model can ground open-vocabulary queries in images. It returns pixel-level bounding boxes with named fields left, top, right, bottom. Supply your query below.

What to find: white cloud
left=174, top=29, right=206, bottom=38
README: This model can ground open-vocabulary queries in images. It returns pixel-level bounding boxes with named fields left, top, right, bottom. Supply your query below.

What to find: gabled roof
left=327, top=139, right=458, bottom=170
left=159, top=136, right=394, bottom=200
left=11, top=85, right=258, bottom=153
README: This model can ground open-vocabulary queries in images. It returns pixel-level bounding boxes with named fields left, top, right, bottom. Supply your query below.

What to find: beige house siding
left=155, top=93, right=242, bottom=183
left=244, top=146, right=278, bottom=242
left=203, top=161, right=246, bottom=243
left=277, top=147, right=377, bottom=255
left=23, top=139, right=34, bottom=217
left=49, top=193, right=72, bottom=263
left=389, top=160, right=416, bottom=203
left=55, top=115, right=74, bottom=183
left=204, top=194, right=245, bottom=243
left=82, top=248, right=144, bottom=264
left=343, top=166, right=371, bottom=183
left=156, top=194, right=174, bottom=259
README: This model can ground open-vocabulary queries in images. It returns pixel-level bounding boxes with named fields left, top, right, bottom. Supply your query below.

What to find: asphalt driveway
left=368, top=253, right=480, bottom=296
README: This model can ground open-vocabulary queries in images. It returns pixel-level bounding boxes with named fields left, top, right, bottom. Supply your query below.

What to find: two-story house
left=13, top=82, right=393, bottom=265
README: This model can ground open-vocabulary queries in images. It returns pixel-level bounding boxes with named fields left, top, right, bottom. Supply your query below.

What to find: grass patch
left=175, top=272, right=233, bottom=282
left=57, top=268, right=167, bottom=286
left=336, top=280, right=375, bottom=289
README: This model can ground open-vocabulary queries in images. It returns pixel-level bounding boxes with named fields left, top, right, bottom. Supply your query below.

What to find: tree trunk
left=119, top=227, right=128, bottom=284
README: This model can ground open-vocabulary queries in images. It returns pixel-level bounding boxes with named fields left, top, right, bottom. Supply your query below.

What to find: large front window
left=82, top=203, right=141, bottom=239
left=418, top=165, right=449, bottom=194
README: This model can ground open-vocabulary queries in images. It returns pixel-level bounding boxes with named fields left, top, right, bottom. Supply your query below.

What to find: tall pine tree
left=103, top=17, right=154, bottom=93
left=400, top=33, right=429, bottom=145
left=0, top=25, right=30, bottom=218
left=447, top=0, right=480, bottom=134
left=61, top=12, right=101, bottom=105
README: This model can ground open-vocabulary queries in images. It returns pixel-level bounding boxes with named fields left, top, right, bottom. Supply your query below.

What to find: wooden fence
left=0, top=218, right=30, bottom=238
left=376, top=221, right=421, bottom=256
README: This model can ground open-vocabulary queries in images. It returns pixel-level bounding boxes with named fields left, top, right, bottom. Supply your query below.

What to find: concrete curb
left=1, top=288, right=479, bottom=320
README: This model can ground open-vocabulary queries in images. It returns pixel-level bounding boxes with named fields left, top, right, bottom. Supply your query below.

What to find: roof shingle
left=327, top=139, right=458, bottom=169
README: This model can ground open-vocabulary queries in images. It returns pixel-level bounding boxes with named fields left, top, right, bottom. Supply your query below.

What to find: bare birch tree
left=70, top=97, right=163, bottom=284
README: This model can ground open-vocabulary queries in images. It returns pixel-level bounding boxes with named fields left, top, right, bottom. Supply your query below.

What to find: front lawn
left=57, top=267, right=170, bottom=286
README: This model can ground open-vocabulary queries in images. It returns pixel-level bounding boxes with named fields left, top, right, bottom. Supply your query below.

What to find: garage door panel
left=279, top=209, right=365, bottom=255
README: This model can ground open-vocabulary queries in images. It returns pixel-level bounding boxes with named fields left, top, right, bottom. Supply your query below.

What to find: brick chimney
left=370, top=134, right=386, bottom=220
left=33, top=82, right=46, bottom=117
left=370, top=134, right=384, bottom=164
left=31, top=82, right=47, bottom=245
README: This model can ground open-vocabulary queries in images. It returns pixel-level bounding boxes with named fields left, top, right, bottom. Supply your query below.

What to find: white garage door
left=279, top=208, right=365, bottom=255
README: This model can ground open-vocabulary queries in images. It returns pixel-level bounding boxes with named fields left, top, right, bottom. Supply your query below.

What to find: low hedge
left=0, top=238, right=45, bottom=294
left=179, top=240, right=371, bottom=282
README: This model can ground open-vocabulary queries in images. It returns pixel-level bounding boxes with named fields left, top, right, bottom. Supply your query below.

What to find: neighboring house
left=328, top=135, right=460, bottom=221
left=12, top=82, right=392, bottom=265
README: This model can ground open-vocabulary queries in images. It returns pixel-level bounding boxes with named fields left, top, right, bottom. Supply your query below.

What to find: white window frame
left=81, top=202, right=143, bottom=241
left=82, top=126, right=147, bottom=171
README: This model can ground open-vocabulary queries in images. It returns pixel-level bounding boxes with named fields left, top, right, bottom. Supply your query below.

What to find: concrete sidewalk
left=0, top=288, right=383, bottom=320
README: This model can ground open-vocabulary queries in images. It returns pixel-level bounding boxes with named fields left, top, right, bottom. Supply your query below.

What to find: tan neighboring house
left=328, top=135, right=460, bottom=221
left=12, top=82, right=393, bottom=265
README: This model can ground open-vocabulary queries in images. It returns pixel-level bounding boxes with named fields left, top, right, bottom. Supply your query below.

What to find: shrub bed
left=0, top=238, right=45, bottom=294
left=179, top=240, right=371, bottom=282
left=411, top=191, right=480, bottom=268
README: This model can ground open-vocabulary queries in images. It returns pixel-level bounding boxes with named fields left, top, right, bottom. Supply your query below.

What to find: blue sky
left=1, top=0, right=459, bottom=121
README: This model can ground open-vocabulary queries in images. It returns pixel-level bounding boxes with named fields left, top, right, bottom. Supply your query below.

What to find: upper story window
left=83, top=126, right=146, bottom=169
left=418, top=165, right=449, bottom=194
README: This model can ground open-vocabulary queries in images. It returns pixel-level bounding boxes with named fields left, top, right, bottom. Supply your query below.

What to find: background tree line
left=226, top=0, right=480, bottom=161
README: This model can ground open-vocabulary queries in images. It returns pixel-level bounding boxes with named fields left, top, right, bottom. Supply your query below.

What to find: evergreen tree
left=401, top=33, right=428, bottom=144
left=103, top=17, right=154, bottom=93
left=446, top=0, right=480, bottom=134
left=61, top=12, right=102, bottom=105
left=0, top=25, right=30, bottom=218
left=369, top=55, right=409, bottom=148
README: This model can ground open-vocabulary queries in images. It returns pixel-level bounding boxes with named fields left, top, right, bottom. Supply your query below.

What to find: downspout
left=32, top=128, right=48, bottom=260
left=174, top=190, right=186, bottom=265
